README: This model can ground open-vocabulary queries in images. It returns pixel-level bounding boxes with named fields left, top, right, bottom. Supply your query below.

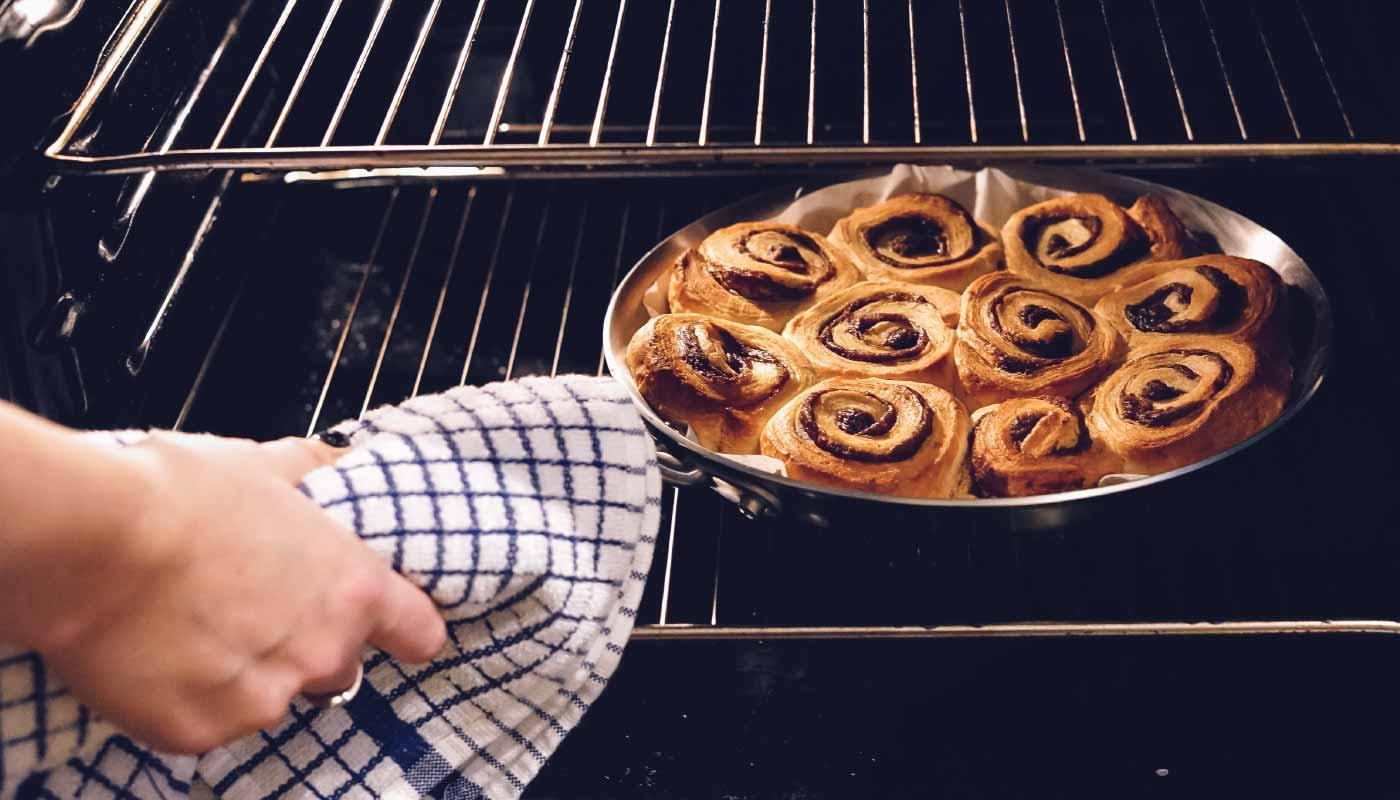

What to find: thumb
left=367, top=567, right=448, bottom=664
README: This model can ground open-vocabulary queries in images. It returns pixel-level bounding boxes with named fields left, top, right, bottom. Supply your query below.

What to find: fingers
left=367, top=571, right=448, bottom=664
left=257, top=436, right=347, bottom=484
left=300, top=658, right=364, bottom=697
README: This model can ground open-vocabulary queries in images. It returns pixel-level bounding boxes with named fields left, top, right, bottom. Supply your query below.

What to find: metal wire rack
left=144, top=174, right=1400, bottom=641
left=45, top=0, right=1399, bottom=176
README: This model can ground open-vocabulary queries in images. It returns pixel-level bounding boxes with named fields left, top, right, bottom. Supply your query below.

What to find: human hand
left=12, top=430, right=446, bottom=754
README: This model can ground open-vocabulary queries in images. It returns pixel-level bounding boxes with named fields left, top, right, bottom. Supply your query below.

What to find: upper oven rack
left=44, top=0, right=1400, bottom=177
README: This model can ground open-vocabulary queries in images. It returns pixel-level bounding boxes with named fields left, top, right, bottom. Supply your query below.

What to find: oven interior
left=5, top=0, right=1400, bottom=795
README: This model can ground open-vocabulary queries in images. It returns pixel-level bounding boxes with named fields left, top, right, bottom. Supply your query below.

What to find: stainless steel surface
left=633, top=621, right=1400, bottom=640
left=602, top=165, right=1331, bottom=513
left=429, top=0, right=487, bottom=147
left=1098, top=0, right=1136, bottom=141
left=1148, top=0, right=1193, bottom=141
left=42, top=0, right=1391, bottom=176
left=0, top=0, right=84, bottom=45
left=1296, top=0, right=1354, bottom=138
left=1198, top=0, right=1246, bottom=140
left=1052, top=0, right=1084, bottom=143
left=42, top=142, right=1400, bottom=177
left=1003, top=0, right=1028, bottom=143
left=1251, top=0, right=1300, bottom=140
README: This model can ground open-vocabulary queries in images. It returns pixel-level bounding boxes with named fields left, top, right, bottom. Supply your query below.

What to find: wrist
left=0, top=420, right=155, bottom=650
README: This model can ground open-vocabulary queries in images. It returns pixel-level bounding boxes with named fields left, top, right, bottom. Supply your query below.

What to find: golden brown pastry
left=627, top=313, right=815, bottom=454
left=970, top=396, right=1123, bottom=497
left=667, top=222, right=861, bottom=331
left=760, top=377, right=971, bottom=498
left=828, top=193, right=1003, bottom=291
left=782, top=281, right=961, bottom=387
left=955, top=272, right=1123, bottom=407
left=1002, top=193, right=1192, bottom=304
left=1093, top=254, right=1287, bottom=357
left=1086, top=336, right=1287, bottom=474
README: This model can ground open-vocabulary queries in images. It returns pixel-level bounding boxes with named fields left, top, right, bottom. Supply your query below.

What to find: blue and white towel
left=0, top=376, right=662, bottom=799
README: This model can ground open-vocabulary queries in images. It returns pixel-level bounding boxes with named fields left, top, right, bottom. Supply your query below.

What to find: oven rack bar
left=631, top=620, right=1400, bottom=640
left=46, top=0, right=1394, bottom=177
left=46, top=142, right=1400, bottom=178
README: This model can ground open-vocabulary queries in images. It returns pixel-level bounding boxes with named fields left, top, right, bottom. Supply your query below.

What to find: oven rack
left=45, top=0, right=1399, bottom=177
left=134, top=175, right=1400, bottom=642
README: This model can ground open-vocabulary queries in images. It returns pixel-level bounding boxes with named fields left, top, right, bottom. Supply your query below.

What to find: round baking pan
left=602, top=165, right=1330, bottom=526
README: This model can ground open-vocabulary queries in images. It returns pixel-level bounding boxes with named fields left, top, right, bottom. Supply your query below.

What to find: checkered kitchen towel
left=0, top=375, right=662, bottom=799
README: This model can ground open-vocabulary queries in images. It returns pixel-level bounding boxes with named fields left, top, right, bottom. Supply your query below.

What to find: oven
left=4, top=0, right=1400, bottom=795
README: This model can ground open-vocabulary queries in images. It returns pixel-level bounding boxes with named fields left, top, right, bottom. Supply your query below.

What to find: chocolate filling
left=881, top=324, right=921, bottom=351
left=797, top=389, right=932, bottom=463
left=1021, top=213, right=1148, bottom=278
left=740, top=229, right=823, bottom=272
left=678, top=323, right=783, bottom=389
left=1045, top=216, right=1102, bottom=258
left=1141, top=378, right=1186, bottom=402
left=1118, top=350, right=1234, bottom=427
left=985, top=290, right=1088, bottom=370
left=1006, top=413, right=1044, bottom=447
left=707, top=229, right=833, bottom=301
left=1013, top=304, right=1075, bottom=359
left=818, top=293, right=932, bottom=363
left=969, top=402, right=1091, bottom=497
left=864, top=212, right=971, bottom=269
left=834, top=408, right=879, bottom=435
left=1123, top=265, right=1246, bottom=333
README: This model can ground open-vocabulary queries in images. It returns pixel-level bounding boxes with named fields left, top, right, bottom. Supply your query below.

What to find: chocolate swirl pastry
left=783, top=280, right=961, bottom=387
left=971, top=396, right=1123, bottom=497
left=667, top=222, right=861, bottom=331
left=1002, top=194, right=1192, bottom=304
left=828, top=193, right=1003, bottom=291
left=1086, top=336, right=1287, bottom=474
left=1094, top=255, right=1287, bottom=357
left=627, top=313, right=815, bottom=454
left=760, top=377, right=972, bottom=497
left=955, top=272, right=1123, bottom=407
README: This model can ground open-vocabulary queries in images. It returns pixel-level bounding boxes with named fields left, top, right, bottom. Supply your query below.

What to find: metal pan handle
left=651, top=434, right=783, bottom=520
left=656, top=449, right=708, bottom=487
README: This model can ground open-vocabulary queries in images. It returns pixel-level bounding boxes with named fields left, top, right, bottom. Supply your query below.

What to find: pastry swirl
left=667, top=222, right=861, bottom=331
left=955, top=272, right=1122, bottom=407
left=760, top=377, right=971, bottom=497
left=783, top=280, right=961, bottom=386
left=971, top=396, right=1123, bottom=497
left=828, top=193, right=1003, bottom=291
left=1002, top=193, right=1192, bottom=303
left=1094, top=255, right=1287, bottom=356
left=627, top=313, right=815, bottom=454
left=1086, top=336, right=1287, bottom=474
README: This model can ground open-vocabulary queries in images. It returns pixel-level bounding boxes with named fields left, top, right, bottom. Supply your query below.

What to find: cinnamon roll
left=828, top=193, right=1003, bottom=291
left=667, top=222, right=861, bottom=331
left=760, top=377, right=971, bottom=498
left=1086, top=336, right=1287, bottom=474
left=955, top=272, right=1123, bottom=407
left=783, top=281, right=961, bottom=387
left=971, top=396, right=1123, bottom=497
left=627, top=313, right=815, bottom=454
left=1093, top=255, right=1287, bottom=357
left=1002, top=194, right=1192, bottom=303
